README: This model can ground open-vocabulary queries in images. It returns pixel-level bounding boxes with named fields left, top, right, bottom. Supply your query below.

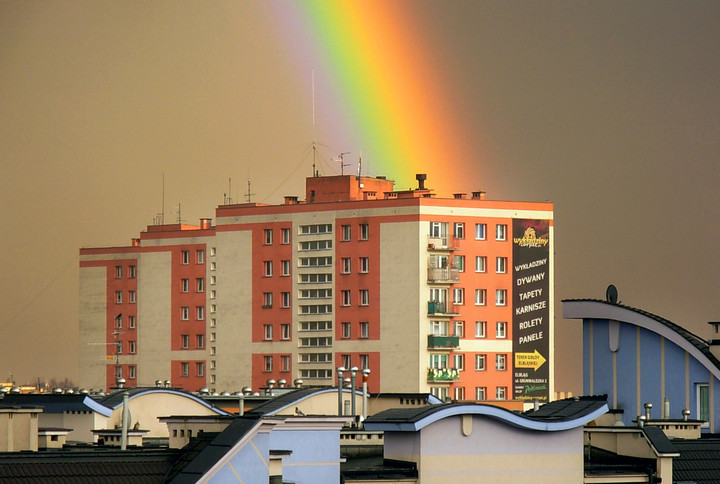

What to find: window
left=342, top=322, right=351, bottom=339
left=182, top=334, right=190, bottom=349
left=299, top=240, right=333, bottom=251
left=359, top=257, right=369, bottom=273
left=430, top=354, right=449, bottom=369
left=210, top=247, right=216, bottom=256
left=210, top=290, right=216, bottom=299
left=181, top=279, right=189, bottom=293
left=360, top=322, right=369, bottom=339
left=196, top=278, right=204, bottom=292
left=299, top=256, right=332, bottom=267
left=115, top=291, right=123, bottom=304
left=210, top=261, right=216, bottom=271
left=475, top=321, right=486, bottom=338
left=281, top=324, right=291, bottom=340
left=475, top=223, right=486, bottom=240
left=342, top=225, right=351, bottom=241
left=117, top=341, right=123, bottom=354
left=263, top=292, right=273, bottom=308
left=341, top=257, right=351, bottom=274
left=495, top=289, right=507, bottom=306
left=300, top=304, right=332, bottom=314
left=129, top=265, right=136, bottom=278
left=210, top=332, right=216, bottom=342
left=475, top=387, right=486, bottom=401
left=196, top=306, right=204, bottom=320
left=281, top=260, right=290, bottom=276
left=281, top=228, right=290, bottom=244
left=196, top=362, right=204, bottom=377
left=264, top=355, right=273, bottom=372
left=196, top=250, right=205, bottom=264
left=360, top=354, right=369, bottom=370
left=496, top=386, right=507, bottom=400
left=115, top=265, right=123, bottom=278
left=116, top=366, right=123, bottom=379
left=299, top=273, right=332, bottom=284
left=429, top=221, right=448, bottom=239
left=300, top=352, right=333, bottom=363
left=210, top=304, right=216, bottom=314
left=196, top=334, right=205, bottom=348
left=210, top=318, right=216, bottom=328
left=454, top=386, right=465, bottom=401
left=210, top=375, right=216, bottom=384
left=299, top=337, right=332, bottom=347
left=430, top=320, right=449, bottom=336
left=453, top=222, right=465, bottom=239
left=496, top=257, right=507, bottom=274
left=181, top=250, right=190, bottom=264
left=300, top=321, right=332, bottom=331
left=359, top=289, right=369, bottom=306
left=264, top=324, right=273, bottom=340
left=475, top=256, right=486, bottom=273
left=475, top=289, right=486, bottom=306
left=496, top=224, right=507, bottom=241
left=129, top=366, right=136, bottom=379
left=281, top=355, right=291, bottom=372
left=210, top=360, right=216, bottom=369
left=129, top=341, right=136, bottom=354
left=127, top=290, right=135, bottom=303
left=300, top=369, right=333, bottom=379
left=264, top=260, right=273, bottom=277
left=454, top=321, right=464, bottom=338
left=342, top=290, right=351, bottom=306
left=475, top=354, right=486, bottom=371
left=181, top=307, right=189, bottom=320
left=342, top=354, right=352, bottom=369
left=496, top=353, right=507, bottom=370
left=455, top=255, right=465, bottom=272
left=281, top=292, right=291, bottom=308
left=115, top=315, right=123, bottom=329
left=697, top=383, right=710, bottom=422
left=210, top=346, right=216, bottom=355
left=453, top=288, right=464, bottom=305
left=300, top=224, right=332, bottom=234
left=300, top=288, right=332, bottom=299
left=496, top=321, right=507, bottom=339
left=264, top=229, right=273, bottom=245
left=359, top=224, right=369, bottom=240
left=454, top=354, right=464, bottom=371
left=210, top=275, right=216, bottom=285
left=128, top=316, right=136, bottom=329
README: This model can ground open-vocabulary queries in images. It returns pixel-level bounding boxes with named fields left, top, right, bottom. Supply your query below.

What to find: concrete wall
left=0, top=409, right=40, bottom=451
left=138, top=251, right=172, bottom=385
left=78, top=265, right=108, bottom=389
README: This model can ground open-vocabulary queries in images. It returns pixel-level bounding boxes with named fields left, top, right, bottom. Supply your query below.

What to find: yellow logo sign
left=514, top=227, right=549, bottom=248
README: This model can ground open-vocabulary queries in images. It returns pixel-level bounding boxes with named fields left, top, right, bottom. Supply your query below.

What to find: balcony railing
left=427, top=301, right=459, bottom=316
left=427, top=267, right=460, bottom=283
left=427, top=368, right=459, bottom=381
left=427, top=335, right=460, bottom=349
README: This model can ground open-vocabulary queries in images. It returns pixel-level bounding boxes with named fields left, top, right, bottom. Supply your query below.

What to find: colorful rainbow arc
left=271, top=0, right=480, bottom=194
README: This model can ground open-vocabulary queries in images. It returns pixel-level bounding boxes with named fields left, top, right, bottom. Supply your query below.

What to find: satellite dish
left=606, top=284, right=618, bottom=304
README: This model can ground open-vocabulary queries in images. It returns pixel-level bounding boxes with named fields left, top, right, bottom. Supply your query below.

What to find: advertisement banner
left=512, top=219, right=550, bottom=401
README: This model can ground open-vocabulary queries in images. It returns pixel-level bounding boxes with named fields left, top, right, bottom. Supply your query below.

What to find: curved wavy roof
left=363, top=396, right=607, bottom=432
left=563, top=299, right=720, bottom=380
left=97, top=387, right=231, bottom=415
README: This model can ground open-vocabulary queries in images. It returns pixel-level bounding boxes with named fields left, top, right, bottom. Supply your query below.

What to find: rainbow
left=269, top=1, right=484, bottom=195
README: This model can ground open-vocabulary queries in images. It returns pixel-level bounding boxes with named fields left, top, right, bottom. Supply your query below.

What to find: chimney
left=200, top=218, right=212, bottom=229
left=416, top=174, right=427, bottom=190
left=472, top=191, right=486, bottom=200
left=453, top=193, right=467, bottom=200
left=131, top=238, right=140, bottom=247
left=284, top=196, right=299, bottom=205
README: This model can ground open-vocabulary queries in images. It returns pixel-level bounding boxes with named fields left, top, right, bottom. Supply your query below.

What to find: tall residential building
left=80, top=174, right=553, bottom=402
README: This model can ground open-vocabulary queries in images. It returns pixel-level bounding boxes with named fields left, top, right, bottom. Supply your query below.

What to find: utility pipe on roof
left=121, top=392, right=129, bottom=450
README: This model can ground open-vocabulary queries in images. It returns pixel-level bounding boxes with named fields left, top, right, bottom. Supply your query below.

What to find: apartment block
left=79, top=174, right=553, bottom=402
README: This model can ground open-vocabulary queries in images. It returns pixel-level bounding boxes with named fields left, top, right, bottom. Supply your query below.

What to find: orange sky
left=2, top=1, right=720, bottom=391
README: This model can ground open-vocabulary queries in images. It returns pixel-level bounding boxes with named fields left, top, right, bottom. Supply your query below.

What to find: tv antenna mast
left=335, top=152, right=350, bottom=175
left=245, top=179, right=255, bottom=203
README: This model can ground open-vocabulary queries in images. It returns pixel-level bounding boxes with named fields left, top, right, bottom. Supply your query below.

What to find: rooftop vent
left=416, top=174, right=427, bottom=190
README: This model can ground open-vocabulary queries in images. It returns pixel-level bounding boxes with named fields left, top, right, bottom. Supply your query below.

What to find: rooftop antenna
left=245, top=179, right=255, bottom=203
left=335, top=152, right=350, bottom=175
left=357, top=153, right=362, bottom=177
left=176, top=203, right=183, bottom=224
left=312, top=69, right=317, bottom=177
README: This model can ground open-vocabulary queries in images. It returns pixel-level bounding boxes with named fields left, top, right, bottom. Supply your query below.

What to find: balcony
left=427, top=301, right=459, bottom=316
left=427, top=237, right=458, bottom=251
left=427, top=335, right=460, bottom=349
left=427, top=267, right=460, bottom=283
left=427, top=368, right=459, bottom=382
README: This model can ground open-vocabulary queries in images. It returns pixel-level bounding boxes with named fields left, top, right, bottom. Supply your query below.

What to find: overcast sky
left=1, top=1, right=719, bottom=391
